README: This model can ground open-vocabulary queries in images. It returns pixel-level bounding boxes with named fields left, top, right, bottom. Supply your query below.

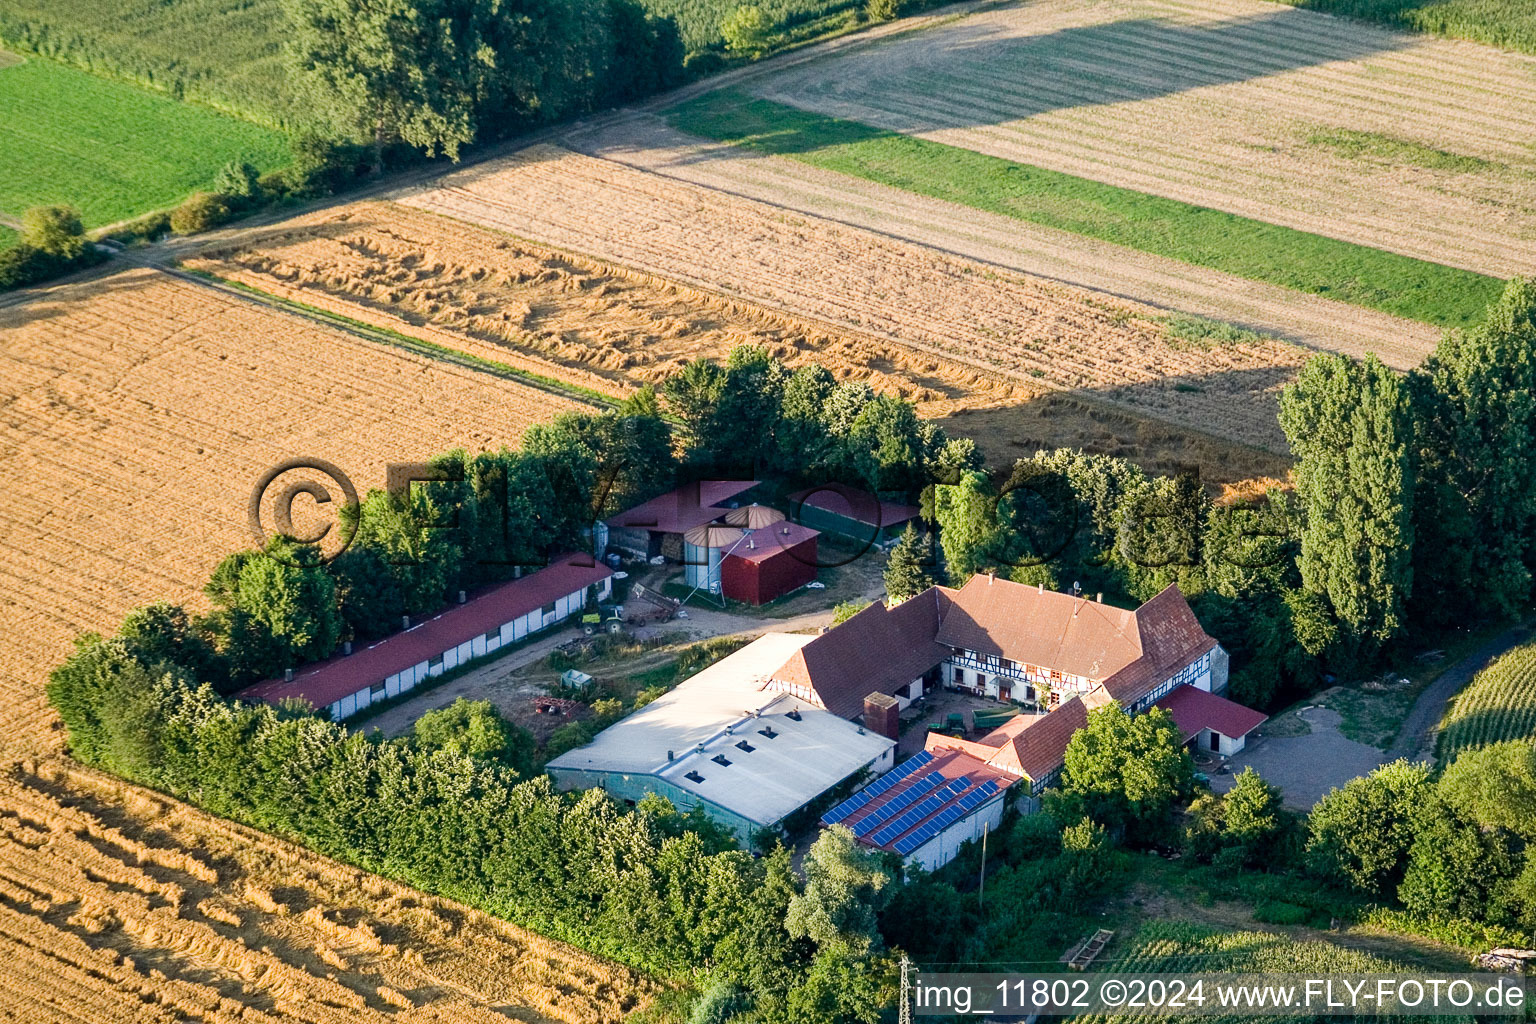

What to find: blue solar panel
left=890, top=780, right=1003, bottom=854
left=852, top=773, right=943, bottom=836
left=955, top=780, right=999, bottom=812
left=870, top=778, right=970, bottom=846
left=820, top=751, right=933, bottom=825
left=820, top=789, right=872, bottom=825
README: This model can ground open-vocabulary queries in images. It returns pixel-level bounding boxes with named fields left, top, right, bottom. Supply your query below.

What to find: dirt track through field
left=562, top=112, right=1443, bottom=368
left=397, top=145, right=1309, bottom=452
left=0, top=757, right=651, bottom=1023
left=0, top=267, right=580, bottom=758
left=748, top=0, right=1536, bottom=279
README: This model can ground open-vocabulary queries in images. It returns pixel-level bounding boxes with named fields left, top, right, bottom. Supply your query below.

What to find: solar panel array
left=852, top=772, right=944, bottom=836
left=820, top=750, right=933, bottom=826
left=892, top=779, right=1000, bottom=855
left=870, top=776, right=973, bottom=846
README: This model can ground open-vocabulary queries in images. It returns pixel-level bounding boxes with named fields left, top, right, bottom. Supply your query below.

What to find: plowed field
left=191, top=200, right=1297, bottom=485
left=0, top=268, right=583, bottom=758
left=0, top=757, right=651, bottom=1023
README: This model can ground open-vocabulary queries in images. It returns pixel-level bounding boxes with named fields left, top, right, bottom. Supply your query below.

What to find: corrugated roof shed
left=787, top=486, right=921, bottom=529
left=548, top=633, right=893, bottom=826
left=606, top=480, right=758, bottom=534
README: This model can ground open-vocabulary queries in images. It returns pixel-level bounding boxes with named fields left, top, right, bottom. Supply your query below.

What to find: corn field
left=1437, top=643, right=1536, bottom=760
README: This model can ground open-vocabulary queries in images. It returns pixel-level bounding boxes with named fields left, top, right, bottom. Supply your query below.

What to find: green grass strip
left=182, top=268, right=623, bottom=410
left=669, top=90, right=1504, bottom=329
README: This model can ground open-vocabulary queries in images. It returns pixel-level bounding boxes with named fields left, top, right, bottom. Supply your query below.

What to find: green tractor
left=582, top=605, right=625, bottom=636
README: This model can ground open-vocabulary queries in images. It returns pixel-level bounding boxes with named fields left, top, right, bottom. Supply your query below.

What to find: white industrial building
left=546, top=633, right=896, bottom=843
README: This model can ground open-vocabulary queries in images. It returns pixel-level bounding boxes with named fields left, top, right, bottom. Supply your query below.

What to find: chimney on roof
left=667, top=749, right=674, bottom=761
left=1037, top=583, right=1044, bottom=593
left=343, top=641, right=353, bottom=656
left=988, top=572, right=994, bottom=584
left=402, top=615, right=410, bottom=630
left=1096, top=592, right=1103, bottom=603
left=284, top=668, right=294, bottom=682
left=862, top=692, right=899, bottom=740
left=457, top=589, right=466, bottom=604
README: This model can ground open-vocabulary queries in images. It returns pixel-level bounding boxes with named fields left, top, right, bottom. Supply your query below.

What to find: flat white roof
left=548, top=632, right=894, bottom=825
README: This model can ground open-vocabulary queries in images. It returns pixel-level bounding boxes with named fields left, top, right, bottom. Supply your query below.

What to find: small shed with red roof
left=238, top=553, right=612, bottom=722
left=1155, top=683, right=1267, bottom=756
left=719, top=521, right=820, bottom=605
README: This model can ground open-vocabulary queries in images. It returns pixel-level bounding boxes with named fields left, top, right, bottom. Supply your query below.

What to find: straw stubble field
left=376, top=157, right=1311, bottom=453
left=0, top=757, right=651, bottom=1023
left=0, top=268, right=586, bottom=758
left=189, top=200, right=1299, bottom=483
left=751, top=0, right=1536, bottom=279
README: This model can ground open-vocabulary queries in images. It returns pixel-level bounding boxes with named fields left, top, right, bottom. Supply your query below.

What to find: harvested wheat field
left=0, top=756, right=651, bottom=1023
left=750, top=0, right=1536, bottom=279
left=0, top=268, right=586, bottom=758
left=387, top=151, right=1307, bottom=452
left=190, top=200, right=1295, bottom=485
left=565, top=111, right=1442, bottom=366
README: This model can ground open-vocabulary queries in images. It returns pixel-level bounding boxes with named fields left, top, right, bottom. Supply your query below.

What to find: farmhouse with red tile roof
left=800, top=575, right=1263, bottom=867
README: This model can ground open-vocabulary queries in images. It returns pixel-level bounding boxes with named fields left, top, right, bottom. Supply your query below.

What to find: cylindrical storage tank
left=683, top=525, right=742, bottom=591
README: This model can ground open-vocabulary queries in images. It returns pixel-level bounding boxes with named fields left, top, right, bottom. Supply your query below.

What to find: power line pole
left=899, top=954, right=912, bottom=1024
left=978, top=819, right=989, bottom=908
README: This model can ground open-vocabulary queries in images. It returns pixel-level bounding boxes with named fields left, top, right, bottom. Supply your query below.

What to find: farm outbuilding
left=239, top=553, right=613, bottom=721
left=720, top=522, right=820, bottom=605
left=787, top=485, right=921, bottom=545
left=822, top=746, right=1018, bottom=871
left=605, top=480, right=758, bottom=561
left=1154, top=683, right=1267, bottom=756
left=547, top=633, right=895, bottom=843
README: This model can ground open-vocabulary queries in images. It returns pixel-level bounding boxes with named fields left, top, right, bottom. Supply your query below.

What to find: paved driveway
left=1209, top=706, right=1384, bottom=810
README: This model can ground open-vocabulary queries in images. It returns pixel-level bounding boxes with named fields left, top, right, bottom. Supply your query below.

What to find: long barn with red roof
left=239, top=553, right=612, bottom=721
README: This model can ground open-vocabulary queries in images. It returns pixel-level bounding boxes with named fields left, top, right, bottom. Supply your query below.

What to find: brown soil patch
left=0, top=267, right=583, bottom=759
left=0, top=757, right=652, bottom=1023
left=191, top=200, right=1293, bottom=484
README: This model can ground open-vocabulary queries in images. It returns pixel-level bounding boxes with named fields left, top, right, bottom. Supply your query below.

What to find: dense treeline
left=45, top=639, right=898, bottom=1017
left=281, top=0, right=685, bottom=164
left=662, top=344, right=982, bottom=490
left=919, top=278, right=1536, bottom=709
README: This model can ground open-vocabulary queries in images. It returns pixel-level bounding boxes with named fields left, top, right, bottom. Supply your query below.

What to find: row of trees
left=1283, top=278, right=1536, bottom=666
left=661, top=344, right=982, bottom=491
left=280, top=0, right=686, bottom=169
left=45, top=637, right=895, bottom=1020
left=895, top=278, right=1536, bottom=705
